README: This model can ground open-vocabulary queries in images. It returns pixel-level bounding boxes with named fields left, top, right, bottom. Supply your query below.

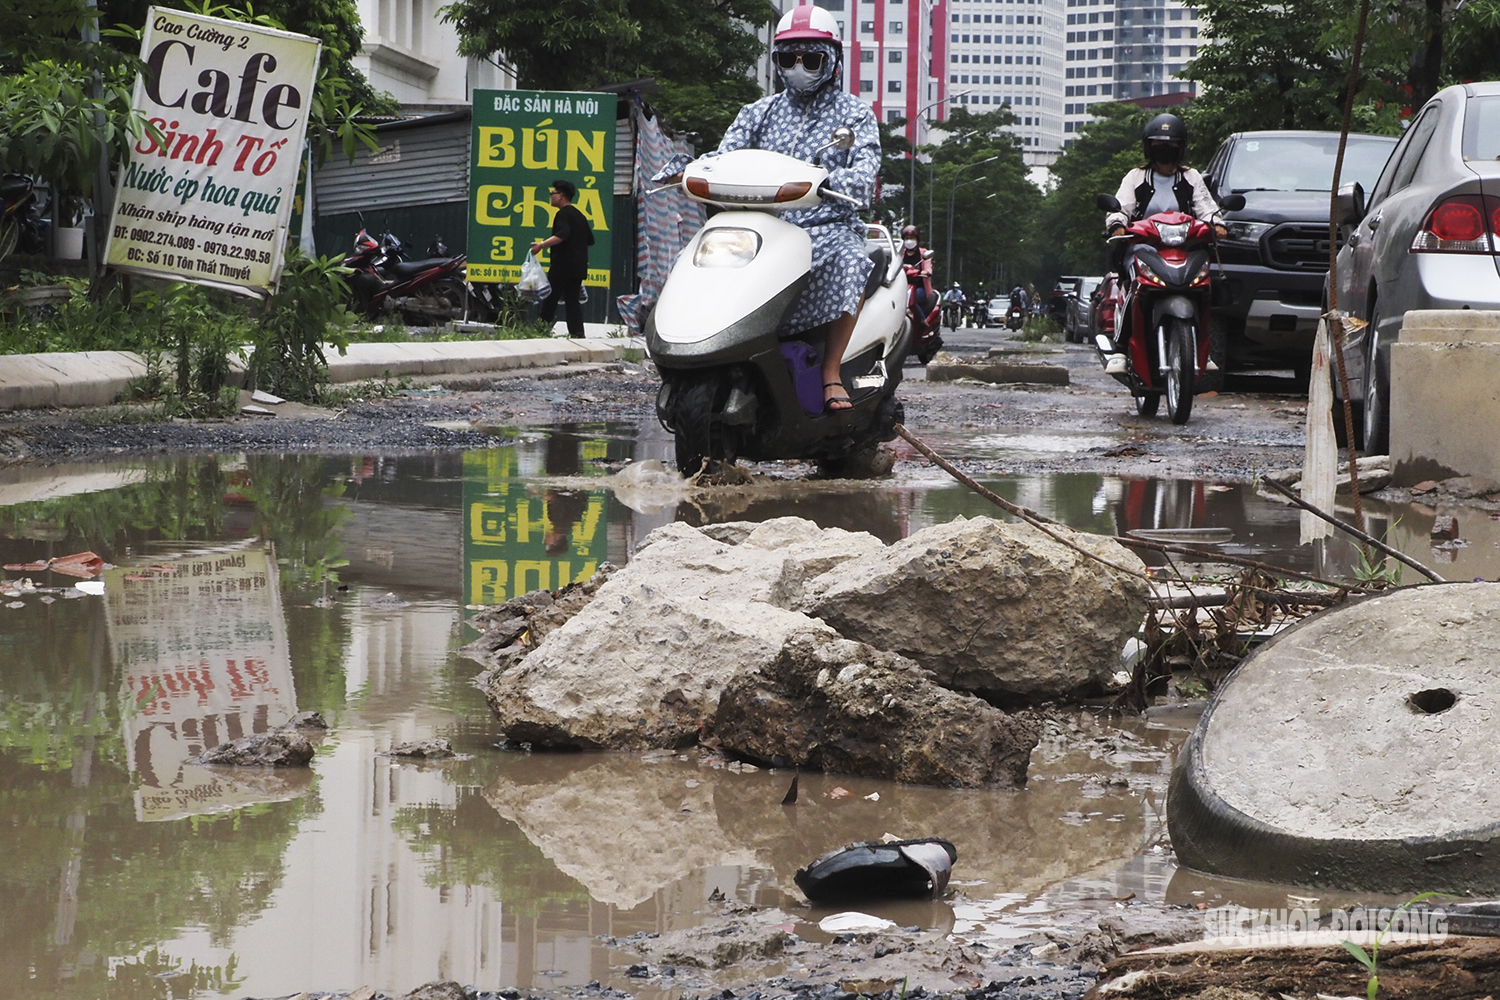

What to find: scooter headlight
left=693, top=228, right=761, bottom=269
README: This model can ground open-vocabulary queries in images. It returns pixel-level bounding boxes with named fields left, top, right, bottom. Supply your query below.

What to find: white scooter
left=646, top=128, right=911, bottom=477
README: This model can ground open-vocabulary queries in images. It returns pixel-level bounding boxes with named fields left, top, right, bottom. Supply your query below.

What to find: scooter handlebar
left=818, top=184, right=862, bottom=208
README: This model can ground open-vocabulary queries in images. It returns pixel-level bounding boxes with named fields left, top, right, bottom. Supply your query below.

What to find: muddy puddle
left=0, top=425, right=1484, bottom=998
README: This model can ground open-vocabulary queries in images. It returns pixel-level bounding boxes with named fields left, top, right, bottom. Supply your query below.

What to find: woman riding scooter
left=1100, top=114, right=1226, bottom=374
left=699, top=4, right=880, bottom=411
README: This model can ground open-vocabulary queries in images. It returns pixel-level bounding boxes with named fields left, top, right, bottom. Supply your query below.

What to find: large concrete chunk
left=479, top=518, right=881, bottom=750
left=481, top=589, right=835, bottom=751
left=714, top=632, right=1038, bottom=787
left=799, top=516, right=1150, bottom=705
left=629, top=517, right=886, bottom=608
left=1170, top=582, right=1500, bottom=894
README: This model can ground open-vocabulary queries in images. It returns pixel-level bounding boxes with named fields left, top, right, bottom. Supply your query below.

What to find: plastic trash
left=795, top=838, right=957, bottom=903
left=517, top=252, right=552, bottom=302
left=4, top=551, right=106, bottom=579
left=818, top=912, right=898, bottom=934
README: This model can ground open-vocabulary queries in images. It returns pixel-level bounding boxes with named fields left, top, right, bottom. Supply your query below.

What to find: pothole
left=1408, top=688, right=1457, bottom=714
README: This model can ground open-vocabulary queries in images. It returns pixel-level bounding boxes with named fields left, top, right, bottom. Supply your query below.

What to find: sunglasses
left=774, top=50, right=828, bottom=72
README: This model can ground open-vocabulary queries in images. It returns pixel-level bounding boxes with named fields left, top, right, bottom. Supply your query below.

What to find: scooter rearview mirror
left=831, top=126, right=856, bottom=151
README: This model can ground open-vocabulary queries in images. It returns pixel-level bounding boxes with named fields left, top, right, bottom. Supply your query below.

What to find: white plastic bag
left=517, top=252, right=551, bottom=302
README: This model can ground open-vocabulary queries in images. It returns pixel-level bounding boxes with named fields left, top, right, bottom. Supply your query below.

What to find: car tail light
left=1411, top=195, right=1494, bottom=253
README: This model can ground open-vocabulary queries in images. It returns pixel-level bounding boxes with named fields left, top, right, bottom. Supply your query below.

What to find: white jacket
left=1106, top=166, right=1223, bottom=231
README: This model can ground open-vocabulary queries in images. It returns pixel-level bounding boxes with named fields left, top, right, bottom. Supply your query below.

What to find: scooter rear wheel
left=1165, top=317, right=1196, bottom=425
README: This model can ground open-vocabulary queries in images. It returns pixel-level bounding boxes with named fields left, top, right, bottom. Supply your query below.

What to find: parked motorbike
left=904, top=251, right=943, bottom=364
left=1092, top=193, right=1245, bottom=424
left=342, top=228, right=474, bottom=323
left=647, top=128, right=909, bottom=477
left=0, top=174, right=48, bottom=260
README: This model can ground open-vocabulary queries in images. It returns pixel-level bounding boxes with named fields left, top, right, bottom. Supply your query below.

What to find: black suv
left=1202, top=130, right=1398, bottom=381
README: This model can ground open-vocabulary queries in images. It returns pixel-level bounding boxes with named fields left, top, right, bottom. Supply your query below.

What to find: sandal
left=824, top=381, right=852, bottom=412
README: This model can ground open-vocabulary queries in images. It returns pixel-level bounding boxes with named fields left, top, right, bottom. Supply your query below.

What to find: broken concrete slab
left=714, top=632, right=1038, bottom=787
left=799, top=516, right=1151, bottom=705
left=388, top=738, right=456, bottom=758
left=481, top=586, right=835, bottom=750
left=190, top=731, right=314, bottom=767
left=924, top=360, right=1070, bottom=386
left=476, top=520, right=881, bottom=750
left=1170, top=582, right=1500, bottom=894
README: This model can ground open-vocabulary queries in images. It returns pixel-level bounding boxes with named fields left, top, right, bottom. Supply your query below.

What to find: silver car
left=1333, top=82, right=1500, bottom=452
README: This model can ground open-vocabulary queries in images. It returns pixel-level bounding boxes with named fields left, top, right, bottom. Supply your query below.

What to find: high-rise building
left=1063, top=0, right=1202, bottom=145
left=941, top=0, right=1065, bottom=166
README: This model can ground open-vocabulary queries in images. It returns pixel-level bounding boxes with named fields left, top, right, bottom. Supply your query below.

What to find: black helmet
left=1142, top=113, right=1187, bottom=163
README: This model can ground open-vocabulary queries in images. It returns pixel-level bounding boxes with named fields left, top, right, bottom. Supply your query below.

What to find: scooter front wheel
left=1164, top=318, right=1196, bottom=425
left=1134, top=392, right=1161, bottom=417
left=671, top=376, right=735, bottom=476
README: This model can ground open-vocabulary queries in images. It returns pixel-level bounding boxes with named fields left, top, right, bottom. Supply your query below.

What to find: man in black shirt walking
left=530, top=179, right=595, bottom=338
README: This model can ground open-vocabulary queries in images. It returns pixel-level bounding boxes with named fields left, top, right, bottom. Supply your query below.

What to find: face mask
left=904, top=239, right=917, bottom=250
left=1151, top=145, right=1179, bottom=167
left=780, top=63, right=825, bottom=93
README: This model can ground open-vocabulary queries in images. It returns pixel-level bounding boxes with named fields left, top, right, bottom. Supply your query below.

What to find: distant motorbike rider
left=943, top=282, right=966, bottom=307
left=901, top=225, right=936, bottom=318
left=1009, top=285, right=1028, bottom=311
left=700, top=3, right=880, bottom=412
left=1101, top=113, right=1226, bottom=374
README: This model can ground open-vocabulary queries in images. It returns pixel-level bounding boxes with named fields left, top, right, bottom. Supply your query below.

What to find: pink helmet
left=775, top=4, right=842, bottom=46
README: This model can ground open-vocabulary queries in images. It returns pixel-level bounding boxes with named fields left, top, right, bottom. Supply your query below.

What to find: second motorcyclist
left=1101, top=113, right=1226, bottom=374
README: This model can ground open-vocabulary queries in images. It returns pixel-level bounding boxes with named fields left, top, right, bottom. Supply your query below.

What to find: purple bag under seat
left=780, top=340, right=825, bottom=415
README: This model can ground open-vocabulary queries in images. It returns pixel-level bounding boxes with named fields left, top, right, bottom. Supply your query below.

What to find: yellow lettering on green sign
left=470, top=503, right=507, bottom=544
left=476, top=185, right=513, bottom=226
left=471, top=560, right=508, bottom=603
left=477, top=127, right=516, bottom=168
left=523, top=121, right=560, bottom=170
left=565, top=130, right=607, bottom=172
left=515, top=560, right=551, bottom=594
left=574, top=188, right=609, bottom=232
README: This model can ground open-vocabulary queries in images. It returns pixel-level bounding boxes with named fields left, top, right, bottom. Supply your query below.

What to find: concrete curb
left=0, top=336, right=646, bottom=411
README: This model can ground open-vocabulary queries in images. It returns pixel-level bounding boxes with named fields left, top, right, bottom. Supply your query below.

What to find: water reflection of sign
left=463, top=445, right=609, bottom=605
left=105, top=543, right=302, bottom=821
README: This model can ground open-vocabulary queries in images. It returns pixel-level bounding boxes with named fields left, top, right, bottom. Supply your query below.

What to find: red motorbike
left=1092, top=192, right=1244, bottom=424
left=342, top=227, right=473, bottom=323
left=904, top=251, right=943, bottom=364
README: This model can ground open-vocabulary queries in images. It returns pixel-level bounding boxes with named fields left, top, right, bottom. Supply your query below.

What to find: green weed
left=1017, top=315, right=1062, bottom=343
left=1341, top=892, right=1446, bottom=1000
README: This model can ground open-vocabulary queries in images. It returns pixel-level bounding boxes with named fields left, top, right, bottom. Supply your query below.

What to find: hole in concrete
left=1408, top=688, right=1457, bottom=714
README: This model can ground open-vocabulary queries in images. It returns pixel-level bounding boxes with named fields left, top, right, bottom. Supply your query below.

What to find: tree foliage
left=1182, top=0, right=1500, bottom=158
left=439, top=0, right=776, bottom=147
left=871, top=108, right=1046, bottom=289
left=1041, top=102, right=1153, bottom=278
